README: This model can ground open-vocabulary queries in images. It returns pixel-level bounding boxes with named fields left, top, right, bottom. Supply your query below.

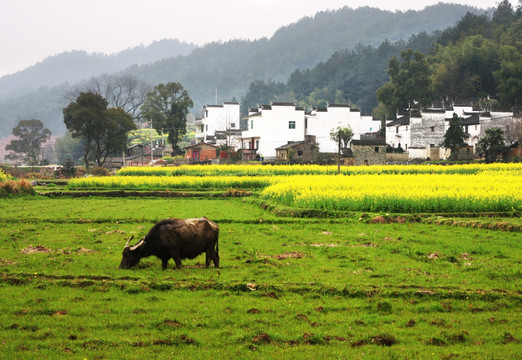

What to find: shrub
left=90, top=166, right=110, bottom=176
left=0, top=168, right=12, bottom=181
left=0, top=180, right=36, bottom=197
left=60, top=159, right=77, bottom=179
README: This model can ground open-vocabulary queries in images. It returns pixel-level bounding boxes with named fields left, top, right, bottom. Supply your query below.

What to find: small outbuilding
left=184, top=142, right=218, bottom=161
left=351, top=139, right=387, bottom=165
left=275, top=137, right=319, bottom=163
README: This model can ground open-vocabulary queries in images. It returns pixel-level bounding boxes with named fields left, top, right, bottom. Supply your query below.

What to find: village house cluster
left=187, top=99, right=517, bottom=164
left=386, top=101, right=516, bottom=161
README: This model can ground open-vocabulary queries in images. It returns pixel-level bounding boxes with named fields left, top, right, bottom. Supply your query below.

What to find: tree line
left=377, top=0, right=521, bottom=118
left=5, top=78, right=193, bottom=169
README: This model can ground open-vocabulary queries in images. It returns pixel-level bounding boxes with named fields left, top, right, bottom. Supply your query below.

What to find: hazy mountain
left=0, top=3, right=487, bottom=138
left=0, top=39, right=197, bottom=99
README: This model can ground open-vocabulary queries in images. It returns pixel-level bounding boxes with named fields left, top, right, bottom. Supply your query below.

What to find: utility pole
left=161, top=129, right=164, bottom=158
left=150, top=120, right=154, bottom=163
left=337, top=132, right=341, bottom=175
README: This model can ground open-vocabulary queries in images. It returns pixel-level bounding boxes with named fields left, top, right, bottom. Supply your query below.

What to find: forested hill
left=240, top=1, right=521, bottom=118
left=0, top=3, right=484, bottom=137
left=0, top=39, right=196, bottom=99
left=126, top=3, right=483, bottom=104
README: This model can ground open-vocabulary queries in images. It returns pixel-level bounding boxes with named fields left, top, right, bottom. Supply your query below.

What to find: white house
left=194, top=102, right=242, bottom=150
left=306, top=104, right=381, bottom=153
left=241, top=103, right=306, bottom=159
left=385, top=114, right=413, bottom=150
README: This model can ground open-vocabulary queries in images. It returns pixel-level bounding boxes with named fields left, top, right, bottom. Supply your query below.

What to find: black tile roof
left=386, top=115, right=410, bottom=127
left=351, top=139, right=387, bottom=146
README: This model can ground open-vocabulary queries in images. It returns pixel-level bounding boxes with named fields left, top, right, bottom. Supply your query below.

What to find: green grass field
left=0, top=197, right=520, bottom=359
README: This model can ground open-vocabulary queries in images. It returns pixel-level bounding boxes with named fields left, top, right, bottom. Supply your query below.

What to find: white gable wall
left=386, top=121, right=411, bottom=149
left=242, top=104, right=305, bottom=159
left=202, top=103, right=240, bottom=140
left=307, top=106, right=381, bottom=153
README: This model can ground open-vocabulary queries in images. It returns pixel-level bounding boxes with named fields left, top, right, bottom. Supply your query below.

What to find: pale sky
left=0, top=0, right=514, bottom=77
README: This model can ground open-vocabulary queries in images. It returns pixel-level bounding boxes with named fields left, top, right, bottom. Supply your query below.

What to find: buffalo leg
left=173, top=256, right=182, bottom=269
left=161, top=258, right=169, bottom=270
left=205, top=252, right=211, bottom=268
left=213, top=250, right=219, bottom=268
left=206, top=249, right=219, bottom=268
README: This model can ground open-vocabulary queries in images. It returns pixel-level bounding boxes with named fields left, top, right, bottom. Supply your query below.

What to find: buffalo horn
left=124, top=235, right=134, bottom=248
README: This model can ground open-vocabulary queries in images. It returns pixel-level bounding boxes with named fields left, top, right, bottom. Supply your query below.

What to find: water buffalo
left=119, top=217, right=219, bottom=270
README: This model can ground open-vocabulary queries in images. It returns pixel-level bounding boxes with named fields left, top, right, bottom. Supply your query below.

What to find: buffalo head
left=119, top=236, right=144, bottom=269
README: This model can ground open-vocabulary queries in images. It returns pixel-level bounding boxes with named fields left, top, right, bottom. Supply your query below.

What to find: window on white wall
left=250, top=120, right=254, bottom=129
left=289, top=121, right=296, bottom=129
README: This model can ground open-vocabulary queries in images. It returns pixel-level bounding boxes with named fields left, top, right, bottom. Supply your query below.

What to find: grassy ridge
left=0, top=197, right=520, bottom=358
left=67, top=175, right=271, bottom=190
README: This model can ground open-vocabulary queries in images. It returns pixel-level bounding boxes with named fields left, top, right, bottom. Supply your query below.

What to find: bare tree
left=65, top=74, right=151, bottom=123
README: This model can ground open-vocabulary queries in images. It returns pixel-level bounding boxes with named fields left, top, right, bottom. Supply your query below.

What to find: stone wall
left=386, top=153, right=409, bottom=162
left=410, top=112, right=445, bottom=149
left=352, top=144, right=386, bottom=165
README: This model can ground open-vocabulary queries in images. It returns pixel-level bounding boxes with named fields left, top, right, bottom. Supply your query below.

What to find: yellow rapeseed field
left=261, top=170, right=522, bottom=213
left=0, top=169, right=11, bottom=181
left=68, top=175, right=271, bottom=190
left=115, top=163, right=522, bottom=177
left=72, top=163, right=522, bottom=213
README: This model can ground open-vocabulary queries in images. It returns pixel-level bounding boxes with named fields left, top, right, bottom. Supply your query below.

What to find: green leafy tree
left=443, top=113, right=466, bottom=161
left=54, top=131, right=84, bottom=164
left=63, top=92, right=107, bottom=170
left=376, top=49, right=432, bottom=118
left=91, top=107, right=136, bottom=166
left=330, top=125, right=354, bottom=174
left=60, top=158, right=77, bottom=179
left=141, top=82, right=193, bottom=155
left=63, top=92, right=136, bottom=170
left=240, top=80, right=286, bottom=116
left=5, top=119, right=51, bottom=165
left=492, top=0, right=516, bottom=26
left=495, top=25, right=522, bottom=112
left=330, top=125, right=354, bottom=149
left=477, top=127, right=507, bottom=163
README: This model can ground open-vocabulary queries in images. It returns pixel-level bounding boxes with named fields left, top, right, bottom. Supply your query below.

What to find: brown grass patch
left=0, top=258, right=16, bottom=266
left=222, top=189, right=252, bottom=197
left=370, top=216, right=389, bottom=224
left=371, top=334, right=397, bottom=346
left=164, top=319, right=184, bottom=327
left=20, top=245, right=51, bottom=254
left=252, top=333, right=272, bottom=344
left=309, top=243, right=340, bottom=247
left=259, top=252, right=305, bottom=260
left=360, top=242, right=378, bottom=248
